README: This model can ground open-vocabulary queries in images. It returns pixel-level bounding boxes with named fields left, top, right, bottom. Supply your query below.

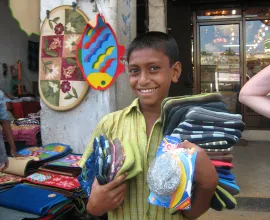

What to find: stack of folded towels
left=162, top=93, right=243, bottom=211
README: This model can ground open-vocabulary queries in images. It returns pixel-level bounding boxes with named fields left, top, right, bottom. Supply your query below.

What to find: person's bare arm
left=239, top=65, right=270, bottom=118
left=0, top=120, right=17, bottom=156
left=180, top=141, right=218, bottom=219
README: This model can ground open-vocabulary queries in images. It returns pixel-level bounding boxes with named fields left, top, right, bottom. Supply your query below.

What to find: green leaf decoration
left=65, top=58, right=77, bottom=65
left=72, top=87, right=78, bottom=98
left=45, top=61, right=53, bottom=65
left=64, top=94, right=73, bottom=99
left=49, top=20, right=53, bottom=30
left=53, top=17, right=60, bottom=23
left=78, top=48, right=82, bottom=65
left=77, top=68, right=83, bottom=80
left=44, top=38, right=49, bottom=49
left=43, top=65, right=47, bottom=74
left=44, top=49, right=58, bottom=57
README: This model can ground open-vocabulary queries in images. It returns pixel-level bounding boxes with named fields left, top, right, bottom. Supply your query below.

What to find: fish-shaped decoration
left=76, top=13, right=125, bottom=90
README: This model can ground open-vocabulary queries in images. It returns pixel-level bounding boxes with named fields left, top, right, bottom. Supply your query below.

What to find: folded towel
left=185, top=107, right=242, bottom=122
left=216, top=185, right=237, bottom=210
left=219, top=179, right=240, bottom=195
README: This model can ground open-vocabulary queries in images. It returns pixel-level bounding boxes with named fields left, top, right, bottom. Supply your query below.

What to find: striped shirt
left=79, top=98, right=184, bottom=220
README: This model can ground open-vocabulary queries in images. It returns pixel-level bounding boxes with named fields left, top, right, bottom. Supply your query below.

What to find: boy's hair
left=126, top=31, right=179, bottom=66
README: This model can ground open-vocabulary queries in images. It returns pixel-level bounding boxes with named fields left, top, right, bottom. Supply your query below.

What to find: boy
left=80, top=32, right=218, bottom=219
left=0, top=90, right=17, bottom=171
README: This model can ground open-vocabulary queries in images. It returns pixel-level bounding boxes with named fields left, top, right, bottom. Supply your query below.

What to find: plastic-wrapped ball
left=147, top=152, right=181, bottom=196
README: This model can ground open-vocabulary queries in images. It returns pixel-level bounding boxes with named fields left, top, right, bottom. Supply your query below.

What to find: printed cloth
left=3, top=124, right=40, bottom=146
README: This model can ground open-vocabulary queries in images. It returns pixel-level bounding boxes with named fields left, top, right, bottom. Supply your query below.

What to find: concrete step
left=233, top=142, right=270, bottom=198
left=236, top=197, right=270, bottom=212
left=199, top=210, right=270, bottom=220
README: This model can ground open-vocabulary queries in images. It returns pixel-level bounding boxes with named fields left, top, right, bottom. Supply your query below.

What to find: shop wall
left=167, top=2, right=193, bottom=96
left=40, top=0, right=136, bottom=153
left=0, top=0, right=39, bottom=94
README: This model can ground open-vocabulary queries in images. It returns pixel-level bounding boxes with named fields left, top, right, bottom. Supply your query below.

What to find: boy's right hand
left=87, top=173, right=127, bottom=216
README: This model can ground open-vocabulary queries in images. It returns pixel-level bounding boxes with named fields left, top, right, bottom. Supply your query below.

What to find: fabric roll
left=176, top=122, right=242, bottom=138
left=199, top=141, right=231, bottom=149
left=205, top=147, right=233, bottom=154
left=218, top=173, right=235, bottom=181
left=161, top=93, right=223, bottom=124
left=212, top=160, right=234, bottom=169
left=185, top=107, right=242, bottom=122
left=216, top=185, right=237, bottom=210
left=184, top=119, right=245, bottom=132
left=210, top=191, right=226, bottom=211
left=171, top=132, right=239, bottom=145
left=164, top=102, right=229, bottom=135
left=218, top=179, right=240, bottom=196
left=208, top=154, right=233, bottom=162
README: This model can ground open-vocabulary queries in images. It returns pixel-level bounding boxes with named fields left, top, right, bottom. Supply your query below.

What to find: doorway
left=197, top=22, right=242, bottom=114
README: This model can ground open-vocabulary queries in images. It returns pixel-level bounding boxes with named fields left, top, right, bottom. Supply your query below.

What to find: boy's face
left=128, top=48, right=181, bottom=108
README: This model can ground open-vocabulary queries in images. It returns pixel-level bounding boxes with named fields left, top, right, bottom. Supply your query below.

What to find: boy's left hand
left=178, top=140, right=218, bottom=219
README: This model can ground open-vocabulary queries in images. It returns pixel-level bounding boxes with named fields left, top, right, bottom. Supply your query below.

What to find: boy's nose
left=138, top=72, right=150, bottom=85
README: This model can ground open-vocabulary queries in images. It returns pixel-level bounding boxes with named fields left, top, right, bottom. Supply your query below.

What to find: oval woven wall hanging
left=39, top=5, right=89, bottom=111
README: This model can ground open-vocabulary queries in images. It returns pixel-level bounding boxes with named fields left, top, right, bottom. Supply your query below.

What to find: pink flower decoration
left=61, top=81, right=71, bottom=93
left=54, top=23, right=64, bottom=35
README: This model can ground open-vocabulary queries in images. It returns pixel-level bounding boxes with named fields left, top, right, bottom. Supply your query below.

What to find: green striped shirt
left=79, top=98, right=184, bottom=220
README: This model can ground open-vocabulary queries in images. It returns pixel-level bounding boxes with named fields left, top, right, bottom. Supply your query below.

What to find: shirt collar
left=125, top=98, right=162, bottom=123
left=126, top=98, right=140, bottom=115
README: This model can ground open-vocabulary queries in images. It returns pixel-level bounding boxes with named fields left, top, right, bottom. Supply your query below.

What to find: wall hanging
left=39, top=5, right=89, bottom=111
left=76, top=13, right=125, bottom=90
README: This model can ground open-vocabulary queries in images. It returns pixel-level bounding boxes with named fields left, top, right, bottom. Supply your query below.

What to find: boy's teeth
left=140, top=89, right=155, bottom=93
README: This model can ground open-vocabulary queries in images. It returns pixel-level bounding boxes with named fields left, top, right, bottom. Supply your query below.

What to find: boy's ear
left=171, top=61, right=182, bottom=83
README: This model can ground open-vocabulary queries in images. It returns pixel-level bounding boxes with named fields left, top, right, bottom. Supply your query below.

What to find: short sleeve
left=0, top=93, right=8, bottom=121
left=78, top=115, right=110, bottom=168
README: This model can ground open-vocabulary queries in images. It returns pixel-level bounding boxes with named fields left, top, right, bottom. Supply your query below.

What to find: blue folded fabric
left=218, top=173, right=235, bottom=181
left=78, top=150, right=95, bottom=197
left=219, top=179, right=240, bottom=195
left=0, top=184, right=67, bottom=216
left=219, top=178, right=236, bottom=184
left=216, top=168, right=232, bottom=175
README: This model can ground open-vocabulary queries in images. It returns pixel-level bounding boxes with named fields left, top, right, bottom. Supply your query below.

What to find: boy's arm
left=1, top=120, right=17, bottom=156
left=239, top=65, right=270, bottom=118
left=180, top=141, right=218, bottom=219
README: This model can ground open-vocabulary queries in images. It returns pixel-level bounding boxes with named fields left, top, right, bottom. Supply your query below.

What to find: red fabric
left=24, top=171, right=80, bottom=190
left=211, top=160, right=234, bottom=168
left=21, top=101, right=40, bottom=117
left=10, top=101, right=40, bottom=119
left=10, top=102, right=24, bottom=119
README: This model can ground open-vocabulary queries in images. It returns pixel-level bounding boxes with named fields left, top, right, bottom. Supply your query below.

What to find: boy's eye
left=129, top=68, right=139, bottom=75
left=150, top=66, right=160, bottom=71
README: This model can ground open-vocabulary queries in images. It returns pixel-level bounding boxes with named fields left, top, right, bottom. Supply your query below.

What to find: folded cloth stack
left=0, top=184, right=85, bottom=218
left=78, top=135, right=142, bottom=196
left=161, top=93, right=244, bottom=211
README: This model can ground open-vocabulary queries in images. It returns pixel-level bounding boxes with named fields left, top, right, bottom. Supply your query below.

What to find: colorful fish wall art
left=76, top=14, right=126, bottom=90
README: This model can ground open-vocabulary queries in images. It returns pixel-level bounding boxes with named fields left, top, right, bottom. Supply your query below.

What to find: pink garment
left=3, top=124, right=40, bottom=146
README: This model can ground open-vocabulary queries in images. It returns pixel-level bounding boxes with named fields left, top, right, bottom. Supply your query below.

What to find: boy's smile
left=128, top=48, right=181, bottom=109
